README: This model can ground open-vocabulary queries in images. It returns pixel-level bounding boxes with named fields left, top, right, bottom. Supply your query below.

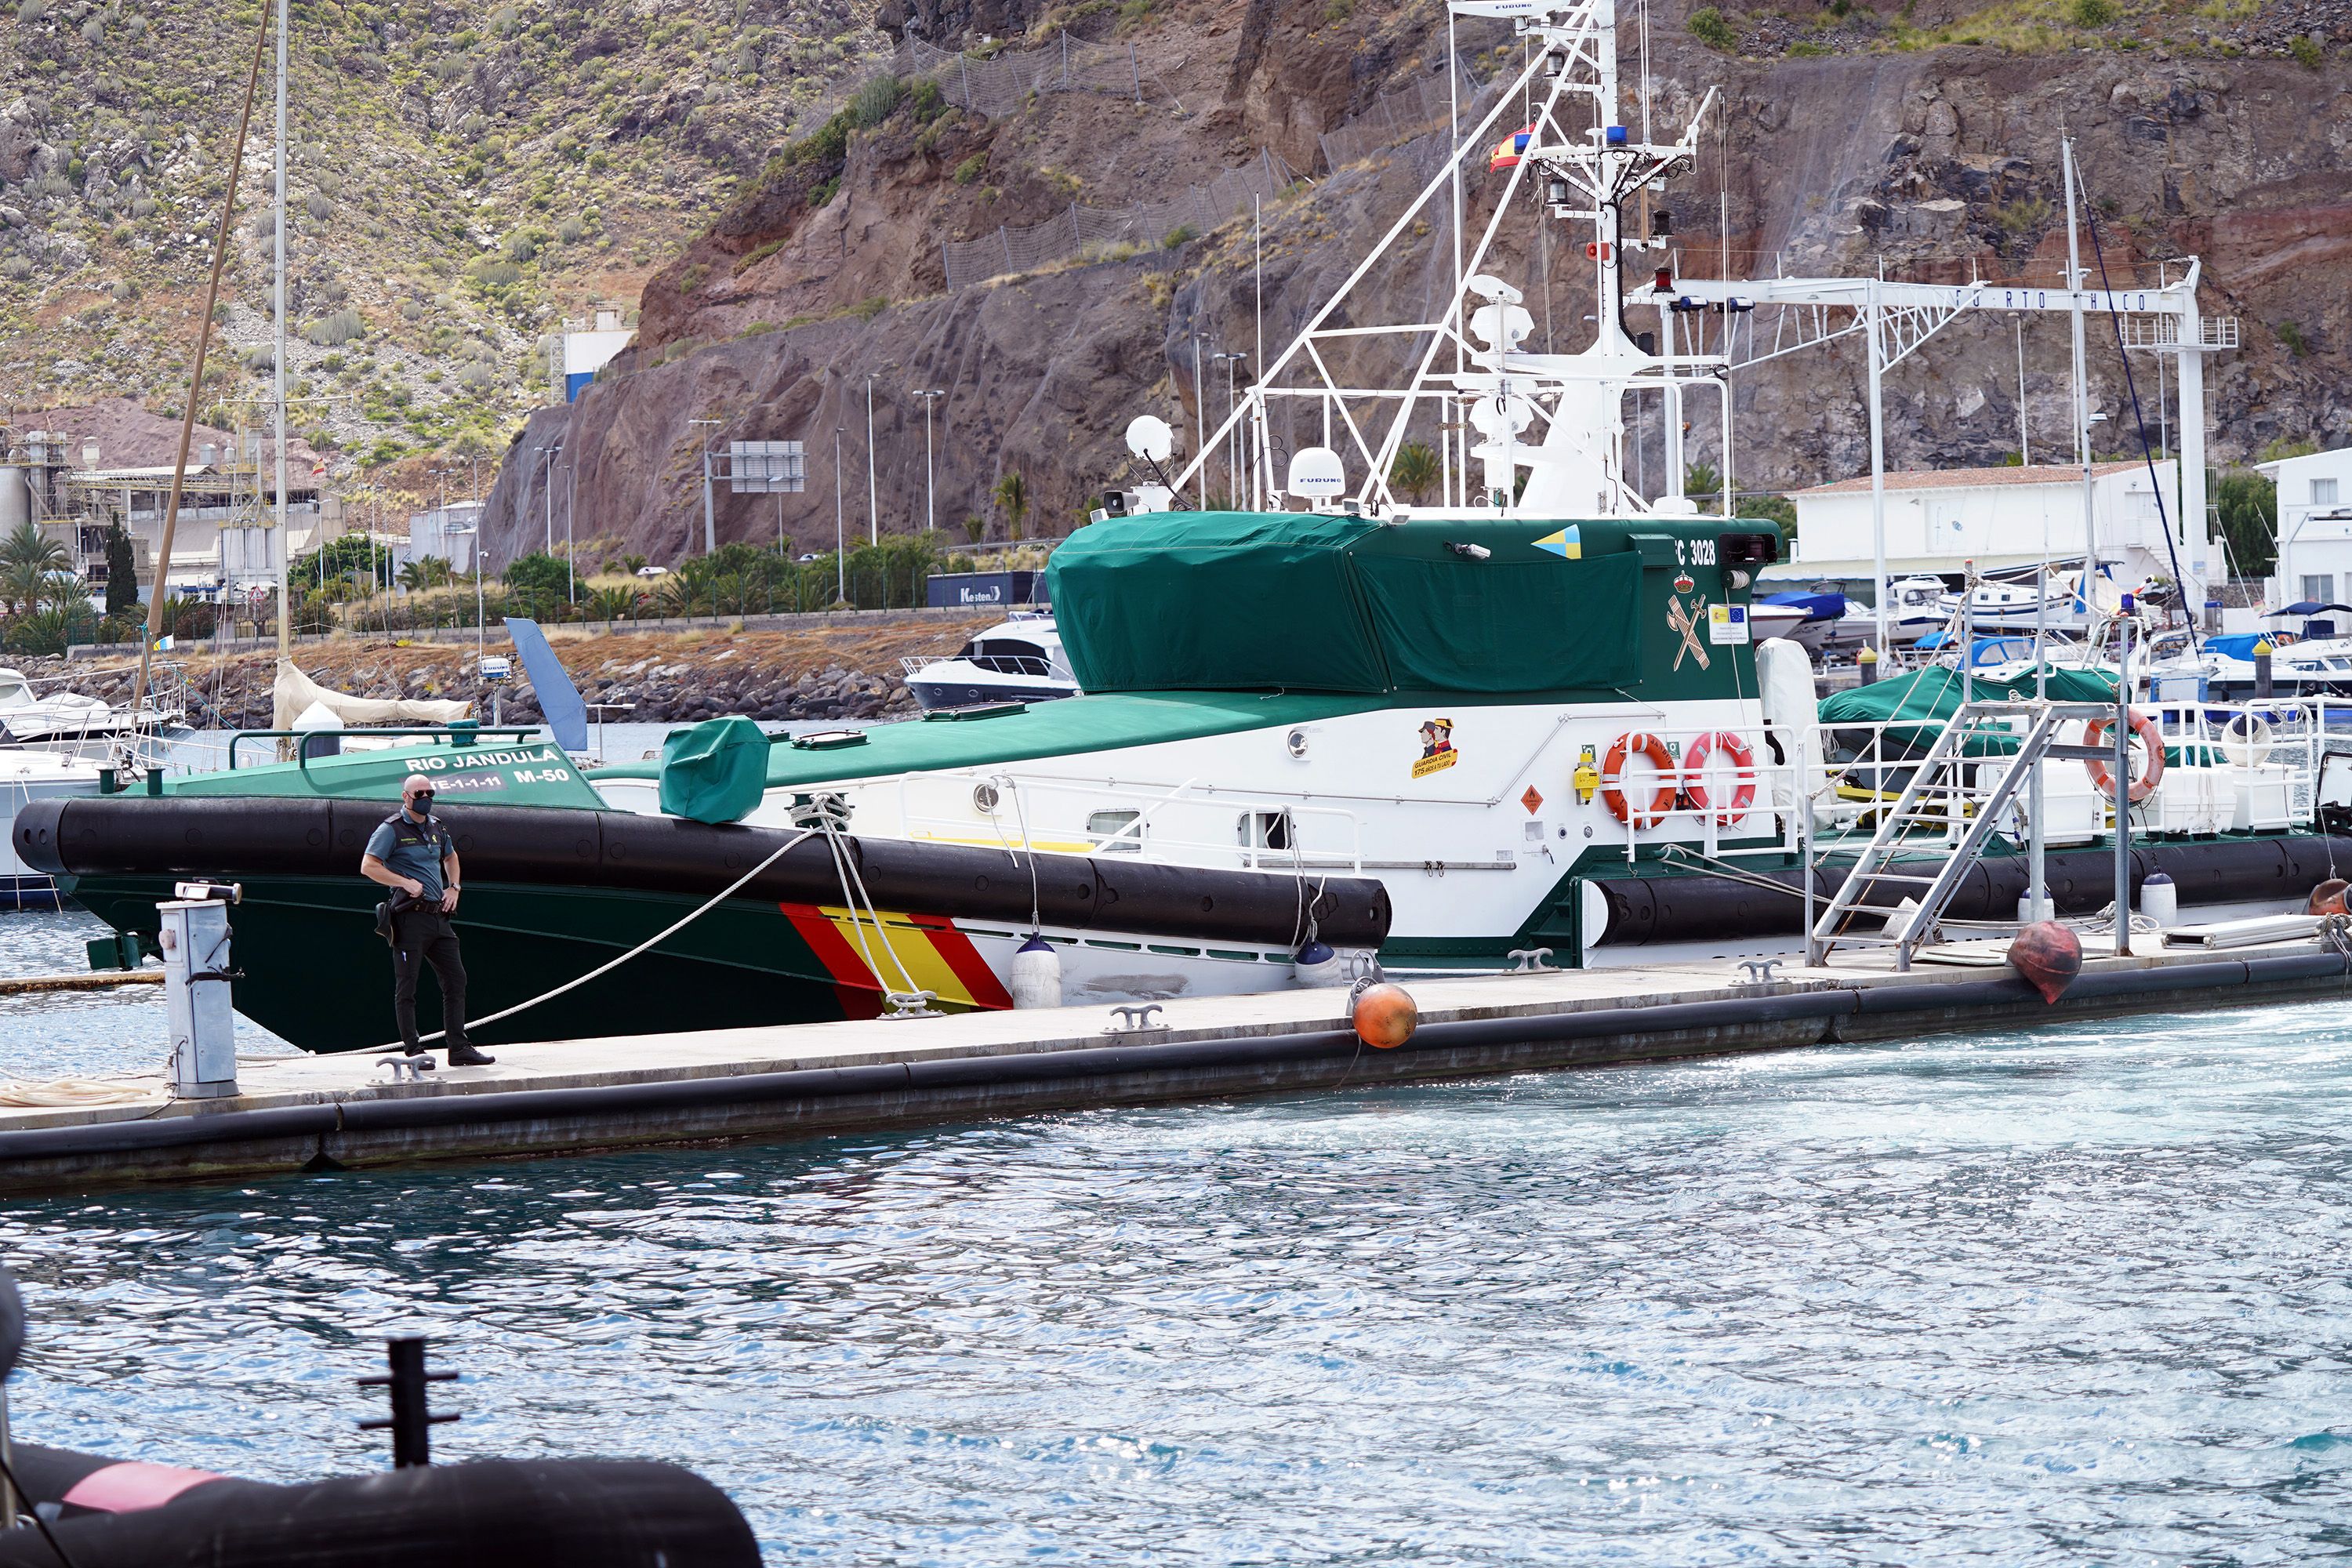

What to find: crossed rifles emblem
left=1667, top=594, right=1712, bottom=672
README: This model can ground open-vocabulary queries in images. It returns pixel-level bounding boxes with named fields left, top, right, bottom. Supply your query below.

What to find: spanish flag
left=1488, top=124, right=1535, bottom=172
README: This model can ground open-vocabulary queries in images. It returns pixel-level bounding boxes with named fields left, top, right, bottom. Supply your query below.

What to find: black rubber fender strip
left=2, top=953, right=2342, bottom=1167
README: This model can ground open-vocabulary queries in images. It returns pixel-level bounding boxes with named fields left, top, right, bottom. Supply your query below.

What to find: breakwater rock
left=24, top=618, right=993, bottom=731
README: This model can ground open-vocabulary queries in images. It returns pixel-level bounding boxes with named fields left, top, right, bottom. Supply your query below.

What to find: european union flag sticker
left=1532, top=526, right=1581, bottom=560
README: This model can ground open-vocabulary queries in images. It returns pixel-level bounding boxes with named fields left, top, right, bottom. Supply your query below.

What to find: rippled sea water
left=1, top=898, right=2350, bottom=1563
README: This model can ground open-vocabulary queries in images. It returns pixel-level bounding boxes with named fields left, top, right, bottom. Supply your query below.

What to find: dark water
left=4, top=976, right=2352, bottom=1563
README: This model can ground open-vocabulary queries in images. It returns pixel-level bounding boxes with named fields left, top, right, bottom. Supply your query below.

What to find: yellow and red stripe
left=779, top=902, right=1014, bottom=1016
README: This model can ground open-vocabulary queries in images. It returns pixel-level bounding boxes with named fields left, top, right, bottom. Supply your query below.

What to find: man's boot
left=446, top=1041, right=496, bottom=1066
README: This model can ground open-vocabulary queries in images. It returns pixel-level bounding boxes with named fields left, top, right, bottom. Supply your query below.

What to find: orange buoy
left=2309, top=879, right=2350, bottom=916
left=1352, top=982, right=1418, bottom=1049
left=2009, top=920, right=2083, bottom=1005
left=2081, top=710, right=2167, bottom=804
left=1599, top=731, right=1678, bottom=829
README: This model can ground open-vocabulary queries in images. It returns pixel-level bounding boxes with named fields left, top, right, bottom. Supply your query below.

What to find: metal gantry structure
left=1164, top=0, right=2230, bottom=658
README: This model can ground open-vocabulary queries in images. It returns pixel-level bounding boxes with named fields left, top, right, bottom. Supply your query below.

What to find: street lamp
left=865, top=376, right=879, bottom=546
left=445, top=520, right=486, bottom=663
left=688, top=418, right=723, bottom=556
left=914, top=389, right=947, bottom=535
left=1213, top=351, right=1247, bottom=508
left=543, top=441, right=563, bottom=556
left=833, top=427, right=847, bottom=607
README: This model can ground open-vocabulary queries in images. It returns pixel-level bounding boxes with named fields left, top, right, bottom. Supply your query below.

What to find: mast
left=2063, top=138, right=2095, bottom=617
left=272, top=0, right=289, bottom=664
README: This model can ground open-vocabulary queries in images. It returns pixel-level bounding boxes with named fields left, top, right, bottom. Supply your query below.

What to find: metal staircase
left=1809, top=699, right=2126, bottom=968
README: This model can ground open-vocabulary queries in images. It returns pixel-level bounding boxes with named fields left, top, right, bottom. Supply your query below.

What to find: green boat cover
left=1045, top=512, right=1643, bottom=694
left=1820, top=664, right=2122, bottom=752
left=659, top=715, right=771, bottom=823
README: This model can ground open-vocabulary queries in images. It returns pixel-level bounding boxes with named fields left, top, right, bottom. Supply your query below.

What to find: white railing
left=894, top=771, right=1370, bottom=875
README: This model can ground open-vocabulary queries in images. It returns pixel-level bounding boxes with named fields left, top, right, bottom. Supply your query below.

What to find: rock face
left=473, top=0, right=2352, bottom=571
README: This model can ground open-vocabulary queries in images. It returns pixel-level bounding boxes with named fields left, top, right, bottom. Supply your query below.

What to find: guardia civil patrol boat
left=25, top=0, right=2352, bottom=1051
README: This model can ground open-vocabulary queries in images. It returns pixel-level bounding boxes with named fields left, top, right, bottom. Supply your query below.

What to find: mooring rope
left=394, top=824, right=823, bottom=1052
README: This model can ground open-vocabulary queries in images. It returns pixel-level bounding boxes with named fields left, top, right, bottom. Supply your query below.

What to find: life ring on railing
left=1600, top=731, right=1679, bottom=828
left=1682, top=730, right=1759, bottom=825
left=2082, top=710, right=2167, bottom=804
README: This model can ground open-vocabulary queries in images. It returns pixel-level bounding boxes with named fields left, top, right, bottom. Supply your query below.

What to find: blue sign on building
left=927, top=571, right=1047, bottom=609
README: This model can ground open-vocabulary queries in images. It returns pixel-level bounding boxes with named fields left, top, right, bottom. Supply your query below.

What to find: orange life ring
left=1601, top=731, right=1679, bottom=828
left=2082, top=710, right=2166, bottom=804
left=1682, top=731, right=1759, bottom=825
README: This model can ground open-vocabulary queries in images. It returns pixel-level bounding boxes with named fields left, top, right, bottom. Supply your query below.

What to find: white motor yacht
left=0, top=667, right=181, bottom=747
left=899, top=615, right=1080, bottom=710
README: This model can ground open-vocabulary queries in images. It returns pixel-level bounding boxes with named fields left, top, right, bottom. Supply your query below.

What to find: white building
left=404, top=502, right=483, bottom=573
left=1778, top=460, right=2202, bottom=596
left=2258, top=447, right=2352, bottom=609
left=561, top=309, right=633, bottom=402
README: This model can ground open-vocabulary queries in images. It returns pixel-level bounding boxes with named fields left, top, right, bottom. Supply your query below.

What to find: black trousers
left=391, top=908, right=470, bottom=1051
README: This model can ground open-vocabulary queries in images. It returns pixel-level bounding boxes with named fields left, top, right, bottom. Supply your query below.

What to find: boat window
left=1239, top=810, right=1294, bottom=851
left=1087, top=809, right=1143, bottom=853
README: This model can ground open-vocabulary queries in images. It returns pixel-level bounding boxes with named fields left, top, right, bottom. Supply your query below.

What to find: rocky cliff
left=474, top=0, right=2351, bottom=569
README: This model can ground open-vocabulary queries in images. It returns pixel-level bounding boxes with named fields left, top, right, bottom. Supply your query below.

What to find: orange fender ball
left=1352, top=982, right=1418, bottom=1049
left=2008, top=920, right=2083, bottom=1005
left=2310, top=879, right=2349, bottom=916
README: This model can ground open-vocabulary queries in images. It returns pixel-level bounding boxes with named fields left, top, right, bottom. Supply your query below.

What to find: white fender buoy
left=1008, top=934, right=1062, bottom=1010
left=1291, top=938, right=1348, bottom=989
left=2140, top=870, right=2178, bottom=927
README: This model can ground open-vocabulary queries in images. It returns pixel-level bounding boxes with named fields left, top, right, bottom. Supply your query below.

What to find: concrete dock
left=0, top=935, right=2345, bottom=1194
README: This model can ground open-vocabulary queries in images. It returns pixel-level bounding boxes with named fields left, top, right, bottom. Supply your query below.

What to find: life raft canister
left=1600, top=731, right=1678, bottom=829
left=2081, top=710, right=2167, bottom=804
left=1681, top=731, right=1759, bottom=826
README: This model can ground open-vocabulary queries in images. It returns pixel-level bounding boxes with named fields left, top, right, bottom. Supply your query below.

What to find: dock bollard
left=1857, top=644, right=1880, bottom=685
left=159, top=881, right=241, bottom=1101
left=2254, top=638, right=2274, bottom=699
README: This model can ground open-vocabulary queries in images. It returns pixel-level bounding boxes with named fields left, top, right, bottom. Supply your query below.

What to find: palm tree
left=398, top=554, right=454, bottom=592
left=962, top=515, right=986, bottom=545
left=994, top=471, right=1028, bottom=543
left=1389, top=443, right=1440, bottom=506
left=0, top=521, right=69, bottom=575
left=585, top=586, right=638, bottom=621
left=2, top=560, right=51, bottom=617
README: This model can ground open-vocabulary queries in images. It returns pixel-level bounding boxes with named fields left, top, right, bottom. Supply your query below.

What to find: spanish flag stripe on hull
left=780, top=902, right=886, bottom=1019
left=778, top=902, right=1013, bottom=1013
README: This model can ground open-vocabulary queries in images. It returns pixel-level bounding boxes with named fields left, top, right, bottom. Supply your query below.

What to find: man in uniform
left=360, top=773, right=495, bottom=1065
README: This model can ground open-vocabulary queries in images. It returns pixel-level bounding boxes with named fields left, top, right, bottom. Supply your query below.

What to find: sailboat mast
left=273, top=0, right=290, bottom=663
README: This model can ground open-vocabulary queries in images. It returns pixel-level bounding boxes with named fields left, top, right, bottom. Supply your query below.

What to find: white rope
left=395, top=825, right=821, bottom=1051
left=818, top=818, right=927, bottom=1001
left=0, top=1073, right=154, bottom=1108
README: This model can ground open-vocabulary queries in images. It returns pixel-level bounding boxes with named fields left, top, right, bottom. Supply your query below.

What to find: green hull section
left=66, top=874, right=912, bottom=1053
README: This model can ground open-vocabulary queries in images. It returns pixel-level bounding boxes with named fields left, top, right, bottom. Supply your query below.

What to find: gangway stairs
left=1809, top=700, right=2129, bottom=968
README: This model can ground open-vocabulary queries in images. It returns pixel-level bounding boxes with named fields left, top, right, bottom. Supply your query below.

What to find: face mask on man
left=408, top=791, right=434, bottom=812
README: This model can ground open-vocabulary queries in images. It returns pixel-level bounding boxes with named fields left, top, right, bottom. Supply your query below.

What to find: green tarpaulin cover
left=1045, top=512, right=1643, bottom=694
left=1820, top=664, right=2121, bottom=751
left=659, top=715, right=771, bottom=823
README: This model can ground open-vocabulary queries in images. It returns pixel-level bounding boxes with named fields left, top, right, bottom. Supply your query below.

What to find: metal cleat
left=883, top=989, right=942, bottom=1018
left=376, top=1055, right=437, bottom=1083
left=1506, top=947, right=1557, bottom=972
left=1737, top=959, right=1785, bottom=985
left=1105, top=1004, right=1164, bottom=1033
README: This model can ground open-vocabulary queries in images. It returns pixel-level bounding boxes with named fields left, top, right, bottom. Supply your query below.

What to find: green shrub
left=2278, top=319, right=2311, bottom=357
left=849, top=73, right=903, bottom=128
left=2291, top=34, right=2324, bottom=66
left=1688, top=6, right=1736, bottom=48
left=303, top=307, right=366, bottom=345
left=2067, top=0, right=2114, bottom=26
left=1161, top=223, right=1197, bottom=249
left=952, top=153, right=986, bottom=185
